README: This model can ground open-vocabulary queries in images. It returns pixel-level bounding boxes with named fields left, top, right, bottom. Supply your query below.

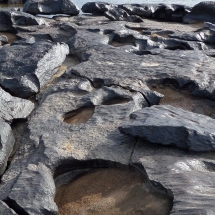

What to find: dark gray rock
left=0, top=76, right=149, bottom=214
left=132, top=140, right=215, bottom=214
left=0, top=9, right=46, bottom=27
left=81, top=2, right=113, bottom=14
left=184, top=1, right=215, bottom=24
left=119, top=105, right=215, bottom=151
left=0, top=87, right=34, bottom=123
left=122, top=4, right=153, bottom=17
left=0, top=40, right=69, bottom=98
left=23, top=0, right=79, bottom=15
left=0, top=201, right=17, bottom=215
left=0, top=120, right=15, bottom=176
left=104, top=7, right=143, bottom=22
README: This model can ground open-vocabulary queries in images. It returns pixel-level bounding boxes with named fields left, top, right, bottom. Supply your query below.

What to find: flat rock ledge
left=119, top=105, right=215, bottom=151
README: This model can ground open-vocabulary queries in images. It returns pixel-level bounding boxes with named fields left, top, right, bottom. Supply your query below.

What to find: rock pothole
left=55, top=167, right=173, bottom=215
left=0, top=32, right=17, bottom=44
left=63, top=106, right=95, bottom=124
left=102, top=97, right=130, bottom=105
left=109, top=35, right=136, bottom=47
left=150, top=84, right=215, bottom=117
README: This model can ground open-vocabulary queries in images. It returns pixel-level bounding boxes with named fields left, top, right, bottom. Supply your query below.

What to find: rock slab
left=119, top=105, right=215, bottom=151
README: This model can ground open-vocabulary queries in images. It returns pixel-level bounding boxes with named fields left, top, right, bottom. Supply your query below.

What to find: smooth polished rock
left=81, top=2, right=113, bottom=14
left=23, top=0, right=79, bottom=15
left=119, top=105, right=215, bottom=151
left=0, top=40, right=69, bottom=98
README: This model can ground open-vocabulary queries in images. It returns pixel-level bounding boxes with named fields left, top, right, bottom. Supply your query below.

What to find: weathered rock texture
left=0, top=9, right=46, bottom=31
left=119, top=105, right=215, bottom=151
left=0, top=121, right=15, bottom=176
left=0, top=87, right=34, bottom=123
left=23, top=0, right=79, bottom=15
left=132, top=140, right=215, bottom=215
left=82, top=2, right=191, bottom=22
left=0, top=40, right=69, bottom=98
left=184, top=1, right=215, bottom=24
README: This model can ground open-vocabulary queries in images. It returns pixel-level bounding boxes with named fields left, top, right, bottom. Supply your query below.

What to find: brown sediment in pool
left=63, top=107, right=95, bottom=124
left=55, top=168, right=172, bottom=215
left=0, top=32, right=17, bottom=44
left=150, top=85, right=215, bottom=117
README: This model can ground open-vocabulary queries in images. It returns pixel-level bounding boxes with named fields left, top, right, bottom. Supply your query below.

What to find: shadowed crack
left=3, top=197, right=29, bottom=215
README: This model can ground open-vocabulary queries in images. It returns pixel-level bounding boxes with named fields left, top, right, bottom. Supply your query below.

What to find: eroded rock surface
left=131, top=140, right=215, bottom=215
left=119, top=105, right=215, bottom=151
left=0, top=40, right=69, bottom=98
left=184, top=1, right=215, bottom=24
left=23, top=0, right=79, bottom=15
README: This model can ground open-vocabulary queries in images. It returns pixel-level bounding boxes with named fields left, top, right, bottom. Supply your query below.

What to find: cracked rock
left=0, top=40, right=69, bottom=98
left=119, top=105, right=215, bottom=151
left=23, top=0, right=79, bottom=15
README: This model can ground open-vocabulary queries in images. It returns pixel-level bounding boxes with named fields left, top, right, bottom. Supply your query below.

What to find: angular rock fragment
left=0, top=40, right=69, bottom=98
left=23, top=0, right=79, bottom=15
left=0, top=9, right=46, bottom=28
left=0, top=35, right=8, bottom=45
left=184, top=1, right=215, bottom=24
left=0, top=87, right=34, bottom=123
left=0, top=121, right=15, bottom=176
left=0, top=201, right=17, bottom=215
left=119, top=105, right=215, bottom=151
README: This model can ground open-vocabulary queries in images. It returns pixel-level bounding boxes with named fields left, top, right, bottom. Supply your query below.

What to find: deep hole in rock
left=149, top=84, right=215, bottom=117
left=110, top=34, right=136, bottom=47
left=63, top=106, right=95, bottom=124
left=54, top=165, right=173, bottom=215
left=102, top=97, right=130, bottom=105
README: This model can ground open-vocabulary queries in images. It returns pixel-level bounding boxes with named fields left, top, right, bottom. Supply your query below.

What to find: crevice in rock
left=3, top=197, right=30, bottom=215
left=101, top=96, right=130, bottom=105
left=69, top=72, right=152, bottom=107
left=109, top=34, right=136, bottom=47
left=63, top=106, right=95, bottom=124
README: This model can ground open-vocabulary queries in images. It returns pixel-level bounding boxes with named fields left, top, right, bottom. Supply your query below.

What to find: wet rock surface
left=0, top=1, right=215, bottom=215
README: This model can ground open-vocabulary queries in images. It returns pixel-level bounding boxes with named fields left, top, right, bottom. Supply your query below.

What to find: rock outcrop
left=0, top=40, right=69, bottom=98
left=119, top=105, right=215, bottom=151
left=23, top=0, right=79, bottom=15
left=184, top=1, right=215, bottom=24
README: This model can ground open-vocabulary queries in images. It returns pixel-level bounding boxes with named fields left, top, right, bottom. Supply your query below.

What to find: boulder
left=23, top=0, right=79, bottom=15
left=81, top=2, right=113, bottom=14
left=0, top=87, right=34, bottom=123
left=0, top=121, right=15, bottom=176
left=0, top=9, right=46, bottom=28
left=0, top=40, right=69, bottom=98
left=119, top=105, right=215, bottom=151
left=184, top=1, right=215, bottom=24
left=104, top=7, right=143, bottom=22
